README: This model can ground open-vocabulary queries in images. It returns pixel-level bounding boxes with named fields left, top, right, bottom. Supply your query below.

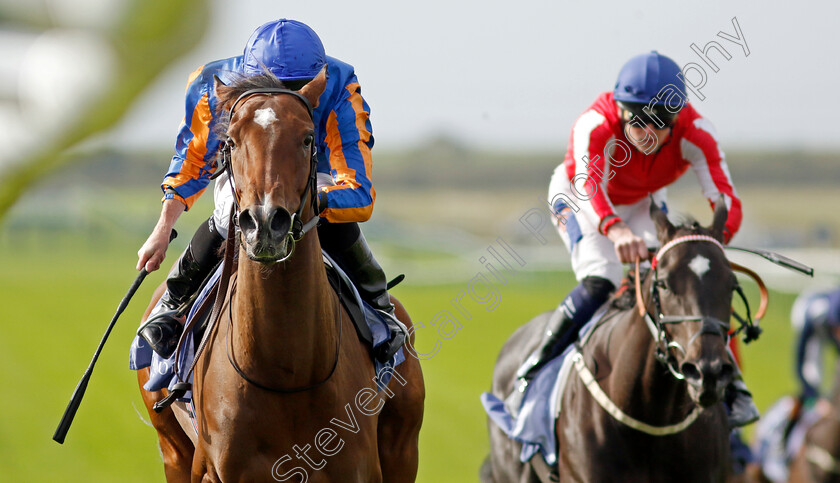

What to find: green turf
left=0, top=238, right=801, bottom=482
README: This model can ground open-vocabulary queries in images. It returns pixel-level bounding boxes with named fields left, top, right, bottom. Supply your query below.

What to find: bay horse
left=137, top=69, right=424, bottom=482
left=788, top=360, right=840, bottom=482
left=485, top=201, right=741, bottom=482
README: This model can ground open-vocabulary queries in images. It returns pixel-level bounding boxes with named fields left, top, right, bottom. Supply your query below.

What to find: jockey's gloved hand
left=606, top=221, right=648, bottom=264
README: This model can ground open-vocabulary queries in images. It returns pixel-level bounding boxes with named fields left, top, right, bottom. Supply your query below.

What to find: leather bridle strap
left=215, top=88, right=321, bottom=257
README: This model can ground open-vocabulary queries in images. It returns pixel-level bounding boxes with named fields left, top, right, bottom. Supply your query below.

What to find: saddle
left=481, top=305, right=611, bottom=469
left=183, top=253, right=377, bottom=355
left=129, top=251, right=405, bottom=409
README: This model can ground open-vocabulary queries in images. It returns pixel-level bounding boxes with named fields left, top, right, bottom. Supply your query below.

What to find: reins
left=223, top=271, right=344, bottom=394
left=633, top=234, right=765, bottom=379
left=154, top=88, right=341, bottom=410
left=568, top=234, right=767, bottom=434
left=216, top=87, right=345, bottom=392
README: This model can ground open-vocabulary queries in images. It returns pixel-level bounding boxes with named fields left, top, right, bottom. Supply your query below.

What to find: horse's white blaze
left=253, top=108, right=278, bottom=128
left=688, top=255, right=711, bottom=279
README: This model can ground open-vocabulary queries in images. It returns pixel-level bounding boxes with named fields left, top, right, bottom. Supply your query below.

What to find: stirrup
left=374, top=309, right=408, bottom=362
left=138, top=311, right=183, bottom=359
left=152, top=382, right=192, bottom=413
left=504, top=378, right=530, bottom=418
left=515, top=353, right=542, bottom=381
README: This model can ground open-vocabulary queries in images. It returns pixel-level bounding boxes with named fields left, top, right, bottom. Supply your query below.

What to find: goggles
left=619, top=101, right=680, bottom=129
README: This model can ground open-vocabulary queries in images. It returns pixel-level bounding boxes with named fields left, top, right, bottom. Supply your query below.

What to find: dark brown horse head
left=649, top=199, right=735, bottom=408
left=215, top=68, right=327, bottom=262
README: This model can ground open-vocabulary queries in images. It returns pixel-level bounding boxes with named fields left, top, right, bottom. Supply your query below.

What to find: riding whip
left=53, top=229, right=177, bottom=444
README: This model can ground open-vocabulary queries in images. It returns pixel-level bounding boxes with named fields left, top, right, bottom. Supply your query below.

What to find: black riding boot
left=139, top=217, right=224, bottom=358
left=515, top=311, right=579, bottom=381
left=516, top=276, right=615, bottom=382
left=725, top=346, right=761, bottom=427
left=505, top=277, right=614, bottom=415
left=319, top=222, right=408, bottom=362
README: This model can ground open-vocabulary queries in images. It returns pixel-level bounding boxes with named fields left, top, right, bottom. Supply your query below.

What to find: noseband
left=212, top=88, right=321, bottom=262
left=634, top=234, right=762, bottom=380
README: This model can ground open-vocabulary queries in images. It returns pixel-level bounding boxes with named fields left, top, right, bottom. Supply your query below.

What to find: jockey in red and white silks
left=514, top=51, right=756, bottom=429
left=548, top=90, right=741, bottom=287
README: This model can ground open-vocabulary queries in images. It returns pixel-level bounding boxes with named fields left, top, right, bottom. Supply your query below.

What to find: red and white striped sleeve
left=680, top=118, right=742, bottom=243
left=568, top=109, right=620, bottom=234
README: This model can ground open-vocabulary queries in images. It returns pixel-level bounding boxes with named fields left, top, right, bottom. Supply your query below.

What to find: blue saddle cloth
left=480, top=307, right=606, bottom=467
left=129, top=251, right=405, bottom=402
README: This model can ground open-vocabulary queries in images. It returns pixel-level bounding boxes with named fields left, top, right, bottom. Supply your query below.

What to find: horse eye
left=656, top=280, right=670, bottom=293
left=303, top=134, right=314, bottom=147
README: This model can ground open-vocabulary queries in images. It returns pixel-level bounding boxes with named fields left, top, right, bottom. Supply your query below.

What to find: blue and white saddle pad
left=480, top=307, right=606, bottom=467
left=130, top=251, right=405, bottom=403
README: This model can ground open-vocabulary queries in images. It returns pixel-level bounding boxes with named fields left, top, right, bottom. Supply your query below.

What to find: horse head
left=215, top=68, right=327, bottom=263
left=646, top=200, right=735, bottom=408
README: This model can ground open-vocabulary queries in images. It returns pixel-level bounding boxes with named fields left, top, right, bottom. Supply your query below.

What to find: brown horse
left=788, top=361, right=840, bottom=482
left=137, top=70, right=424, bottom=482
left=485, top=202, right=739, bottom=482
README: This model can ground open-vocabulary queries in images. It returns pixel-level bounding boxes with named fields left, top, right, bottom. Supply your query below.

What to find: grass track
left=0, top=237, right=802, bottom=482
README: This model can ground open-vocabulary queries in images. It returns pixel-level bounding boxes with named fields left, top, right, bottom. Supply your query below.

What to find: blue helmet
left=613, top=51, right=685, bottom=105
left=243, top=19, right=326, bottom=81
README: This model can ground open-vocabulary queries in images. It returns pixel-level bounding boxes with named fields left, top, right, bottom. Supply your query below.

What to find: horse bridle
left=213, top=88, right=344, bottom=393
left=211, top=87, right=322, bottom=262
left=634, top=234, right=764, bottom=380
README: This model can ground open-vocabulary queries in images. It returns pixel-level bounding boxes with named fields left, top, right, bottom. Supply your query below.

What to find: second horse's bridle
left=634, top=234, right=765, bottom=379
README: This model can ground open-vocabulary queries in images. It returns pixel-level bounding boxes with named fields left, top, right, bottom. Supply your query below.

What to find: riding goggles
left=618, top=101, right=680, bottom=129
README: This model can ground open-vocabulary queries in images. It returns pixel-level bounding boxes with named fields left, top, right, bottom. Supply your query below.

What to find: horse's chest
left=202, top=388, right=382, bottom=481
left=558, top=381, right=729, bottom=482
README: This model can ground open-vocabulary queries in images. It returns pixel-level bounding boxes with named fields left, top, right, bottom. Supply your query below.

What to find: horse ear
left=709, top=195, right=728, bottom=242
left=650, top=196, right=675, bottom=243
left=299, top=66, right=328, bottom=109
left=214, top=75, right=234, bottom=112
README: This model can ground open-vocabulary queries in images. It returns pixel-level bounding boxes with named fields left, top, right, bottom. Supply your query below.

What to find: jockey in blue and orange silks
left=791, top=288, right=840, bottom=412
left=135, top=18, right=407, bottom=361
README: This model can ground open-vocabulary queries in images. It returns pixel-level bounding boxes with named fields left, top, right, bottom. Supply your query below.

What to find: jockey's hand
left=137, top=228, right=171, bottom=272
left=606, top=222, right=649, bottom=264
left=137, top=198, right=185, bottom=272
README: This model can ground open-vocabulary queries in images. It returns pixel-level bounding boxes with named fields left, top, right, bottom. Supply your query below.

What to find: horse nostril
left=239, top=208, right=257, bottom=234
left=720, top=363, right=734, bottom=382
left=268, top=207, right=292, bottom=237
left=680, top=362, right=702, bottom=383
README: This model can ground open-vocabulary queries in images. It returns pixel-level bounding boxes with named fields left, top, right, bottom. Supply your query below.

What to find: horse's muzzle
left=238, top=204, right=293, bottom=261
left=680, top=358, right=734, bottom=408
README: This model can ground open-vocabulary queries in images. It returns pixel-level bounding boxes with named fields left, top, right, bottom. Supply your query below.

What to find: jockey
left=514, top=51, right=758, bottom=427
left=792, top=288, right=840, bottom=407
left=135, top=19, right=407, bottom=362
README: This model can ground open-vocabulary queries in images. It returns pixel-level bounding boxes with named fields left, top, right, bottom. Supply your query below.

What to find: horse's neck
left=603, top=311, right=692, bottom=424
left=231, top=234, right=337, bottom=377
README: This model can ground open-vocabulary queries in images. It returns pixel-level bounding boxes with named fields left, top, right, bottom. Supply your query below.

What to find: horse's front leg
left=138, top=367, right=195, bottom=483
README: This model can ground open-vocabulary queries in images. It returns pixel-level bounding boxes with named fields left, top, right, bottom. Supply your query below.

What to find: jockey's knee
left=581, top=276, right=615, bottom=303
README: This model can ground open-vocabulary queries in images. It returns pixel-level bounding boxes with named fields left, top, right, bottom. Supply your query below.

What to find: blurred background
left=1, top=0, right=838, bottom=481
